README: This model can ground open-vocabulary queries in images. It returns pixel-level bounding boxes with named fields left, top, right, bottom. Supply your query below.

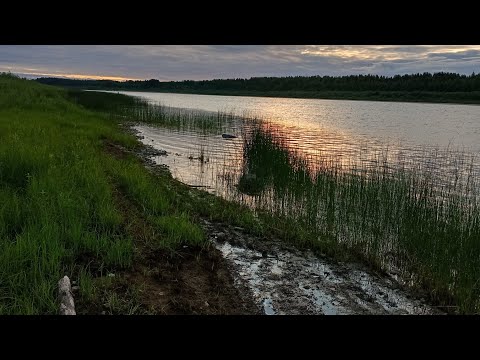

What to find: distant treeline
left=36, top=73, right=480, bottom=92
left=35, top=73, right=480, bottom=104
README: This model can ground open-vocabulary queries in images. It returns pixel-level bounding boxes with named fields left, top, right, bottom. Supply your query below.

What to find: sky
left=1, top=45, right=480, bottom=81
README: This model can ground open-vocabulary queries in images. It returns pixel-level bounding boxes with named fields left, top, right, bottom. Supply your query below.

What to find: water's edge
left=129, top=123, right=442, bottom=315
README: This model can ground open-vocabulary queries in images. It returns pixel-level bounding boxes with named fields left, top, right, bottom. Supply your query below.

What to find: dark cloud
left=0, top=45, right=479, bottom=80
left=427, top=50, right=480, bottom=60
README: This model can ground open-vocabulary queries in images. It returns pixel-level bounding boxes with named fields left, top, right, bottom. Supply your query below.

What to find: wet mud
left=203, top=220, right=442, bottom=315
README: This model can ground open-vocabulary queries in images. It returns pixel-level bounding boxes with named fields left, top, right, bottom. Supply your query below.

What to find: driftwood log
left=58, top=276, right=76, bottom=315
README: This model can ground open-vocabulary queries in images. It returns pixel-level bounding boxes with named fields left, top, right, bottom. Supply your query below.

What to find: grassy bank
left=0, top=74, right=258, bottom=314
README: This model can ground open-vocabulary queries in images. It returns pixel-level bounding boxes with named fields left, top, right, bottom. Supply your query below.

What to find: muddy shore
left=119, top=122, right=442, bottom=315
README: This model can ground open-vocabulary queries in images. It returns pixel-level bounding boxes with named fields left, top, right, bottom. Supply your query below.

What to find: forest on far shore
left=36, top=72, right=480, bottom=92
left=34, top=72, right=480, bottom=104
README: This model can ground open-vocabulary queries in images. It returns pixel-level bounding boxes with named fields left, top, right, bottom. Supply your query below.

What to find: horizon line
left=9, top=70, right=478, bottom=83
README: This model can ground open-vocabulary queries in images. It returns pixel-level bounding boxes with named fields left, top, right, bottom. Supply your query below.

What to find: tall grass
left=0, top=76, right=133, bottom=313
left=68, top=90, right=237, bottom=133
left=225, top=122, right=480, bottom=312
left=0, top=75, right=209, bottom=313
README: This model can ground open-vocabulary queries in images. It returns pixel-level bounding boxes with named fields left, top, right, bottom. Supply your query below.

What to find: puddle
left=263, top=298, right=276, bottom=315
left=312, top=290, right=338, bottom=315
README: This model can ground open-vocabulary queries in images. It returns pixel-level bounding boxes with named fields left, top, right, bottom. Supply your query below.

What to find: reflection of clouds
left=244, top=120, right=480, bottom=205
left=255, top=119, right=389, bottom=175
left=2, top=45, right=480, bottom=80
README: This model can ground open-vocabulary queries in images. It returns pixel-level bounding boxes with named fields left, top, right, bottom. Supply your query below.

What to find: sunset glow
left=0, top=67, right=142, bottom=81
left=2, top=45, right=480, bottom=81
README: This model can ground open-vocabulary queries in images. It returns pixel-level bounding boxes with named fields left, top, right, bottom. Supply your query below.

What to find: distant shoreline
left=103, top=89, right=480, bottom=105
left=35, top=72, right=480, bottom=106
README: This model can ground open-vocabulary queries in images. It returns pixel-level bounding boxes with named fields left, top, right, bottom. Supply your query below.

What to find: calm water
left=120, top=91, right=480, bottom=152
left=117, top=91, right=480, bottom=203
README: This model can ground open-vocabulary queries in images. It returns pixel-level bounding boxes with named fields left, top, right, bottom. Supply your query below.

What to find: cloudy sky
left=1, top=45, right=480, bottom=81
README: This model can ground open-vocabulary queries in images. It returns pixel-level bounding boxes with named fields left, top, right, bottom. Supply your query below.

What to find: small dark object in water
left=222, top=133, right=237, bottom=139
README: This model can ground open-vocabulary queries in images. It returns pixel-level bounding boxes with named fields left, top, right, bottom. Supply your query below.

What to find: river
left=115, top=91, right=479, bottom=314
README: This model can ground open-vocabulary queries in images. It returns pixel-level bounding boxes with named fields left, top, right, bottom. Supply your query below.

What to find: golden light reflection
left=256, top=120, right=404, bottom=177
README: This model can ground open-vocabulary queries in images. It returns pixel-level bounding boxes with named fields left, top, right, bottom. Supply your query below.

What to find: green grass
left=0, top=74, right=215, bottom=314
left=0, top=75, right=138, bottom=313
left=153, top=214, right=204, bottom=249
